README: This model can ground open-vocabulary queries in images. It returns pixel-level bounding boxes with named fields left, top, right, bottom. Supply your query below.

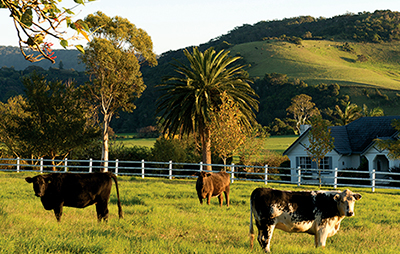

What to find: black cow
left=249, top=188, right=362, bottom=253
left=25, top=172, right=123, bottom=222
left=195, top=171, right=230, bottom=207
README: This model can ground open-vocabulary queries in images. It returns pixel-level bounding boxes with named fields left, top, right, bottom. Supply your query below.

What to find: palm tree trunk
left=201, top=127, right=212, bottom=171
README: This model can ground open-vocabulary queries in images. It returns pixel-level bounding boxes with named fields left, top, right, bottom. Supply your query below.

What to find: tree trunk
left=101, top=112, right=112, bottom=172
left=201, top=127, right=212, bottom=171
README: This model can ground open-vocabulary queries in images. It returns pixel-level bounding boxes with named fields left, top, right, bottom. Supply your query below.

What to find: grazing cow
left=25, top=172, right=123, bottom=222
left=195, top=171, right=230, bottom=207
left=249, top=188, right=362, bottom=253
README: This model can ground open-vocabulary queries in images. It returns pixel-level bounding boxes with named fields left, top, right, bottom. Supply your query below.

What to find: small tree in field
left=306, top=116, right=334, bottom=188
left=209, top=92, right=248, bottom=168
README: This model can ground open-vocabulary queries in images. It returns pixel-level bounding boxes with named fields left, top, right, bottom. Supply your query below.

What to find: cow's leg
left=207, top=193, right=212, bottom=205
left=257, top=223, right=276, bottom=253
left=224, top=186, right=230, bottom=207
left=314, top=228, right=328, bottom=248
left=96, top=202, right=109, bottom=222
left=218, top=194, right=223, bottom=207
left=198, top=194, right=203, bottom=205
left=53, top=204, right=63, bottom=222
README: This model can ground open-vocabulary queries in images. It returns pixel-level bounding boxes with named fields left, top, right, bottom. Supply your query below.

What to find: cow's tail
left=250, top=197, right=255, bottom=249
left=110, top=173, right=124, bottom=219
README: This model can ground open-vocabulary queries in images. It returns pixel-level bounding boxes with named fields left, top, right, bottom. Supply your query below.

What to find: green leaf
left=21, top=8, right=33, bottom=27
left=60, top=39, right=68, bottom=48
left=74, top=0, right=84, bottom=4
left=75, top=44, right=85, bottom=53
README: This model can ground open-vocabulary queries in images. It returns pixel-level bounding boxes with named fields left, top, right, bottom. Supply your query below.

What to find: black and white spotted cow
left=249, top=188, right=362, bottom=252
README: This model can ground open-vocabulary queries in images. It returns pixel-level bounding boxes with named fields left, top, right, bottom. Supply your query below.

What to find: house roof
left=284, top=116, right=400, bottom=156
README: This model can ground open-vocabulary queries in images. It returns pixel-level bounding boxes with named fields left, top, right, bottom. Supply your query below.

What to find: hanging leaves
left=1, top=0, right=93, bottom=63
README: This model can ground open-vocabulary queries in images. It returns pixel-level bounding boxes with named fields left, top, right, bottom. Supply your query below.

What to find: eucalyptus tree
left=156, top=47, right=259, bottom=170
left=81, top=12, right=157, bottom=171
left=286, top=94, right=320, bottom=134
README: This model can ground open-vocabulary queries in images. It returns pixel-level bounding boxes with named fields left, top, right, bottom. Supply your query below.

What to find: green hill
left=234, top=40, right=400, bottom=90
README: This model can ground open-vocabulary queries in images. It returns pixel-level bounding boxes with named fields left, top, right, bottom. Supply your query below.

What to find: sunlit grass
left=0, top=172, right=399, bottom=253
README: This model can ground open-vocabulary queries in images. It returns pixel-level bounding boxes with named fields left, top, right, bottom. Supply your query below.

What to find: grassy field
left=1, top=172, right=399, bottom=253
left=115, top=135, right=298, bottom=155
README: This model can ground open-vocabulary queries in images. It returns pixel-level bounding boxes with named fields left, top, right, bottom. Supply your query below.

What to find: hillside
left=235, top=40, right=400, bottom=89
left=2, top=10, right=400, bottom=132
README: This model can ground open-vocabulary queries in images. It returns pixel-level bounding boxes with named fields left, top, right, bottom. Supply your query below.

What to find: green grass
left=235, top=40, right=400, bottom=90
left=1, top=172, right=399, bottom=253
left=115, top=134, right=298, bottom=155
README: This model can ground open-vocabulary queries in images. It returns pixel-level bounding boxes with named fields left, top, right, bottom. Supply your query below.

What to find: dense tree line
left=210, top=10, right=400, bottom=47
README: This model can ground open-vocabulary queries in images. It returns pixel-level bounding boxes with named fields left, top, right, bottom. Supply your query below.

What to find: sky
left=1, top=0, right=400, bottom=55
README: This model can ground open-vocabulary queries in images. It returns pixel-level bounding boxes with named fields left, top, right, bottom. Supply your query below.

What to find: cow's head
left=195, top=171, right=212, bottom=179
left=334, top=189, right=362, bottom=217
left=25, top=175, right=52, bottom=197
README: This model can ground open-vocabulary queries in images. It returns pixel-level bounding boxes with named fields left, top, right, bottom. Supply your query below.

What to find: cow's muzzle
left=346, top=211, right=354, bottom=217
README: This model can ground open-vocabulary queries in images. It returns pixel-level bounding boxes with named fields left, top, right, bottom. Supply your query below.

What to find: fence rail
left=1, top=157, right=399, bottom=192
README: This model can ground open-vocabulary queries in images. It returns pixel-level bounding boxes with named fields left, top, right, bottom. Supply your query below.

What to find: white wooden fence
left=0, top=157, right=399, bottom=192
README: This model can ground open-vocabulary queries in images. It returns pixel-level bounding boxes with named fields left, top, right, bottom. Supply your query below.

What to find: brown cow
left=195, top=171, right=230, bottom=207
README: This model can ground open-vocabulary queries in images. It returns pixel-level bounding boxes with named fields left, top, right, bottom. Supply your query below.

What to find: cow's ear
left=353, top=193, right=362, bottom=200
left=334, top=193, right=340, bottom=201
left=25, top=177, right=33, bottom=183
left=206, top=172, right=212, bottom=177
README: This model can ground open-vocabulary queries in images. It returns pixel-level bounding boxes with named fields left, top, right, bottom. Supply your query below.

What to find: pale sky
left=1, top=0, right=400, bottom=55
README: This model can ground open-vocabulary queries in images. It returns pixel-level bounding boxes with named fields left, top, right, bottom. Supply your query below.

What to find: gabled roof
left=284, top=116, right=400, bottom=156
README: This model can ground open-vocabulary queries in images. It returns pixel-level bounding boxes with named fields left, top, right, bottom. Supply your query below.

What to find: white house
left=283, top=116, right=400, bottom=184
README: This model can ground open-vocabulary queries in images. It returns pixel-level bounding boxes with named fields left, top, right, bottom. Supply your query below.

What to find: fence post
left=169, top=160, right=172, bottom=180
left=265, top=164, right=268, bottom=185
left=371, top=169, right=376, bottom=192
left=89, top=158, right=93, bottom=173
left=40, top=158, right=43, bottom=173
left=297, top=167, right=301, bottom=186
left=231, top=163, right=235, bottom=183
left=334, top=168, right=338, bottom=189
left=64, top=158, right=68, bottom=172
left=115, top=159, right=119, bottom=176
left=141, top=159, right=145, bottom=179
left=200, top=162, right=203, bottom=172
left=17, top=157, right=20, bottom=173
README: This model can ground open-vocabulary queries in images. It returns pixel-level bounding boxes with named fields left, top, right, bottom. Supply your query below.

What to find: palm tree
left=156, top=47, right=259, bottom=170
left=333, top=101, right=361, bottom=125
left=361, top=104, right=384, bottom=117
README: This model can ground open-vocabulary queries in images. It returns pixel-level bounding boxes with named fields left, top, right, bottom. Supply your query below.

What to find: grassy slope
left=234, top=40, right=400, bottom=90
left=1, top=172, right=399, bottom=253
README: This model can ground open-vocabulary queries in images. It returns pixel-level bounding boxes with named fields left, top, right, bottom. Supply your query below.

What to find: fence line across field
left=0, top=157, right=399, bottom=192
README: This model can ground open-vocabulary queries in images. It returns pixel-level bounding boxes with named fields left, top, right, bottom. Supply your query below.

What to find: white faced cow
left=26, top=172, right=123, bottom=222
left=249, top=188, right=362, bottom=253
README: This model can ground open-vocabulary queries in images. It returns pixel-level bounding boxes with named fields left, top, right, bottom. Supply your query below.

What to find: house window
left=299, top=157, right=312, bottom=169
left=298, top=156, right=332, bottom=169
left=320, top=157, right=331, bottom=170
